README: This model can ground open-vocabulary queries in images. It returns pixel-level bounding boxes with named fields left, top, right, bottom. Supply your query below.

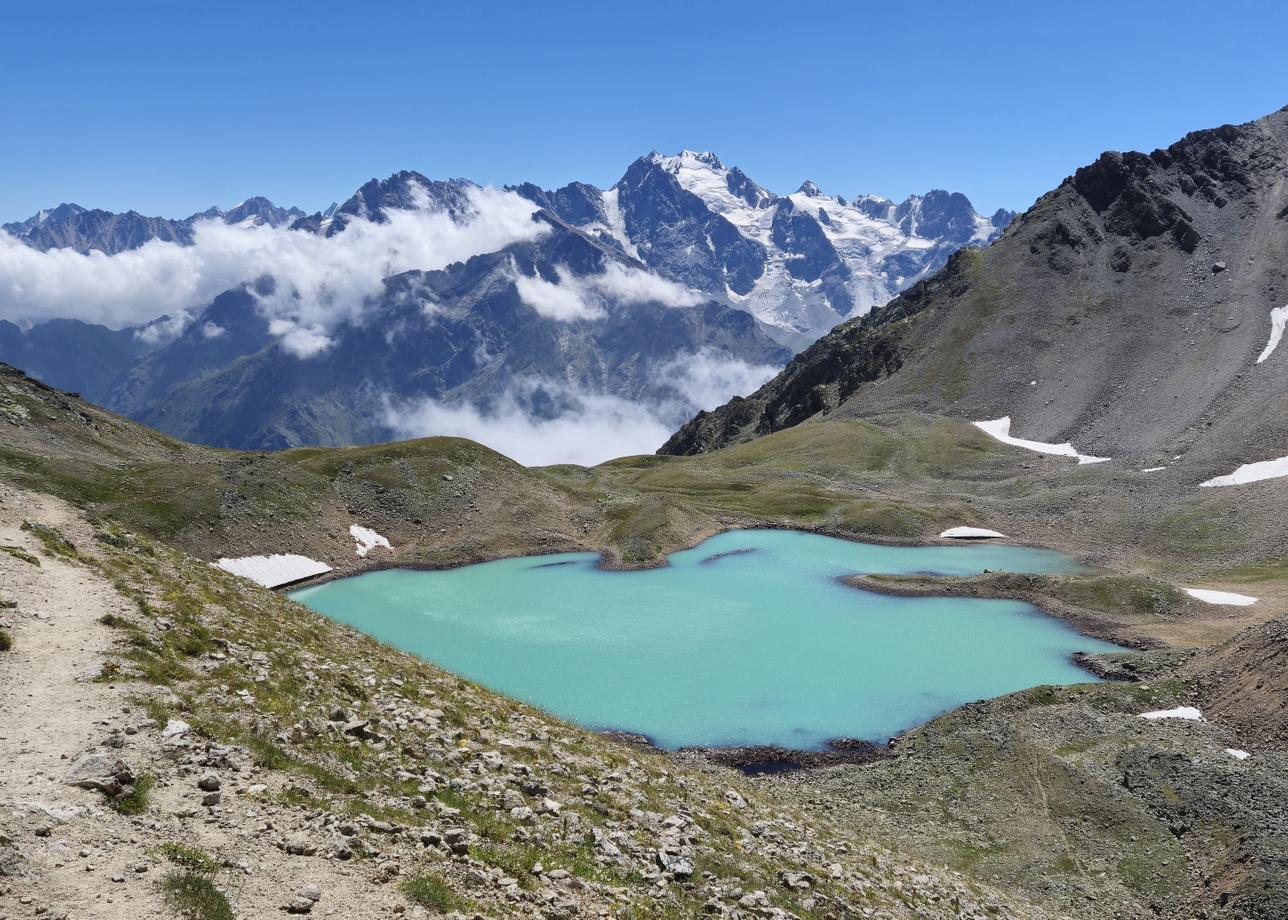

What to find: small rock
left=161, top=718, right=191, bottom=738
left=1212, top=260, right=1227, bottom=273
left=283, top=834, right=317, bottom=856
left=202, top=791, right=222, bottom=807
left=298, top=884, right=322, bottom=902
left=197, top=774, right=221, bottom=792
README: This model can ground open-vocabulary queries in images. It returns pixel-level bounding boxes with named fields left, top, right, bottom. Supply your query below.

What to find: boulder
left=62, top=754, right=134, bottom=797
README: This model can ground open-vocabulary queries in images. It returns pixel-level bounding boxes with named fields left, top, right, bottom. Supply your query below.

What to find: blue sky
left=2, top=0, right=1286, bottom=221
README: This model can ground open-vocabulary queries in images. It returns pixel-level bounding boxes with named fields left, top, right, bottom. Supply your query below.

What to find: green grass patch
left=109, top=773, right=155, bottom=815
left=156, top=841, right=221, bottom=875
left=401, top=871, right=474, bottom=912
left=158, top=870, right=234, bottom=920
left=1, top=544, right=39, bottom=566
left=21, top=520, right=78, bottom=558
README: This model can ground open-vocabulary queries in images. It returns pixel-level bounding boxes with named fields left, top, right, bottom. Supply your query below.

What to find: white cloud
left=134, top=311, right=193, bottom=345
left=381, top=350, right=781, bottom=467
left=201, top=321, right=226, bottom=339
left=513, top=261, right=703, bottom=322
left=514, top=265, right=603, bottom=321
left=383, top=387, right=673, bottom=466
left=0, top=186, right=547, bottom=355
left=652, top=348, right=778, bottom=408
left=592, top=262, right=703, bottom=307
left=267, top=318, right=333, bottom=358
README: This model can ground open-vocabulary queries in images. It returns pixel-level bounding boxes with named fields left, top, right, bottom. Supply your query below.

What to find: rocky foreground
left=0, top=486, right=1054, bottom=920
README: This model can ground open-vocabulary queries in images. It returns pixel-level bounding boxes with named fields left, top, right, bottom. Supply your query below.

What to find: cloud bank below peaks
left=0, top=187, right=547, bottom=356
left=382, top=350, right=779, bottom=466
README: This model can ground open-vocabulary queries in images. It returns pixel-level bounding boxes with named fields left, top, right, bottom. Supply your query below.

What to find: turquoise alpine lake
left=290, top=529, right=1123, bottom=750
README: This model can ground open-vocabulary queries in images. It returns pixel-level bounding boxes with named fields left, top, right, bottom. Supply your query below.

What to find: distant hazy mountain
left=1, top=196, right=306, bottom=255
left=0, top=154, right=1008, bottom=451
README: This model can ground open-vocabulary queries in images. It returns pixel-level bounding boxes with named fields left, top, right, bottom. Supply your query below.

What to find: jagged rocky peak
left=509, top=180, right=607, bottom=227
left=9, top=202, right=87, bottom=231
left=797, top=179, right=824, bottom=198
left=222, top=196, right=305, bottom=227
left=335, top=171, right=476, bottom=222
left=648, top=148, right=726, bottom=171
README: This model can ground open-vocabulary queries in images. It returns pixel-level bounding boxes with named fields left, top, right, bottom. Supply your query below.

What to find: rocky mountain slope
left=662, top=106, right=1288, bottom=497
left=0, top=154, right=1007, bottom=452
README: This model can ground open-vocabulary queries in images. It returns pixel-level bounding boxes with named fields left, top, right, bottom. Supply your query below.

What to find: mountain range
left=663, top=107, right=1288, bottom=490
left=0, top=153, right=1008, bottom=452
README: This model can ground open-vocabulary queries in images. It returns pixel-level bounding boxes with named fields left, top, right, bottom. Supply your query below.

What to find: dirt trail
left=0, top=486, right=170, bottom=917
left=0, top=486, right=423, bottom=919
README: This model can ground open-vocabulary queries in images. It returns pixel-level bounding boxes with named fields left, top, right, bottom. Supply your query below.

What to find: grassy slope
left=66, top=513, right=1041, bottom=919
left=6, top=362, right=1288, bottom=917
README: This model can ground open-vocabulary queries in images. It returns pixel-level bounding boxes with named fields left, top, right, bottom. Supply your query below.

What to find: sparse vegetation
left=400, top=871, right=474, bottom=912
left=157, top=841, right=221, bottom=875
left=21, top=519, right=77, bottom=558
left=158, top=870, right=235, bottom=920
left=109, top=772, right=155, bottom=815
left=1, top=544, right=39, bottom=566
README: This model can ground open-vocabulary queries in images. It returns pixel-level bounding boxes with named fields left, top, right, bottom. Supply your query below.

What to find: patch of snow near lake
left=1184, top=588, right=1258, bottom=606
left=350, top=524, right=392, bottom=557
left=1255, top=305, right=1288, bottom=363
left=972, top=417, right=1111, bottom=465
left=940, top=527, right=1007, bottom=539
left=1199, top=454, right=1288, bottom=488
left=1140, top=466, right=1167, bottom=473
left=215, top=554, right=332, bottom=588
left=1226, top=748, right=1251, bottom=760
left=1139, top=706, right=1203, bottom=721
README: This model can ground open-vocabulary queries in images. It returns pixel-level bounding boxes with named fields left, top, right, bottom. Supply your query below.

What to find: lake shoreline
left=839, top=573, right=1160, bottom=653
left=292, top=529, right=1120, bottom=770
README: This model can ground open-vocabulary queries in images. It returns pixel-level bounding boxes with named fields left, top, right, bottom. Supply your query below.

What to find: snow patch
left=350, top=524, right=392, bottom=558
left=1140, top=466, right=1167, bottom=473
left=1199, top=455, right=1288, bottom=488
left=939, top=526, right=1007, bottom=539
left=215, top=554, right=332, bottom=588
left=1183, top=588, right=1258, bottom=606
left=1138, top=706, right=1203, bottom=721
left=1226, top=748, right=1251, bottom=760
left=972, top=417, right=1110, bottom=465
left=1255, top=304, right=1288, bottom=363
left=599, top=187, right=640, bottom=261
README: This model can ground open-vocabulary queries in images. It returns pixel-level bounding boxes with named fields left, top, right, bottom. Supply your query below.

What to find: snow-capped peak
left=649, top=149, right=725, bottom=172
left=797, top=180, right=824, bottom=198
